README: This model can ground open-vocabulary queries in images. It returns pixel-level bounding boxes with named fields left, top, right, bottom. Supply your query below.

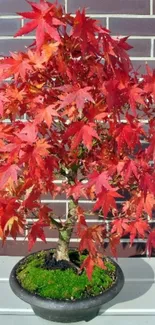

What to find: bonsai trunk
left=54, top=199, right=77, bottom=261
left=54, top=228, right=73, bottom=261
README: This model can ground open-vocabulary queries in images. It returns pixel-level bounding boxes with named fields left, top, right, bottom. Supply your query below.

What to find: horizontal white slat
left=0, top=315, right=154, bottom=325
left=86, top=14, right=155, bottom=18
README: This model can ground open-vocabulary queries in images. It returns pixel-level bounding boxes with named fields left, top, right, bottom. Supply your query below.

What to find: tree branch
left=49, top=214, right=62, bottom=229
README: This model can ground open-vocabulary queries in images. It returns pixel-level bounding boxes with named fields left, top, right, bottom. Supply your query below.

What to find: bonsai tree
left=0, top=0, right=155, bottom=278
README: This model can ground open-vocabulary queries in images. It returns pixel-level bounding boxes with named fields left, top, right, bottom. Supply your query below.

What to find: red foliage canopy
left=0, top=0, right=155, bottom=278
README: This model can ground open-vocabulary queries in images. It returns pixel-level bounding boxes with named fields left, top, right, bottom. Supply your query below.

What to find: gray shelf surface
left=0, top=256, right=155, bottom=324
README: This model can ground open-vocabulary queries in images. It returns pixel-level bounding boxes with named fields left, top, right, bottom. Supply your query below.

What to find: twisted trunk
left=54, top=200, right=77, bottom=261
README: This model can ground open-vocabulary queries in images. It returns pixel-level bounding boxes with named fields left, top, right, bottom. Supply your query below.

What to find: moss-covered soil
left=16, top=250, right=116, bottom=301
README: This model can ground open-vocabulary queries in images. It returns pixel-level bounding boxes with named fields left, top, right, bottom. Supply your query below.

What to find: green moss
left=16, top=251, right=116, bottom=301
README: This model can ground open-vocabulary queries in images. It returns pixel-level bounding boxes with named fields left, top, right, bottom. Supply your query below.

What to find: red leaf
left=147, top=230, right=155, bottom=256
left=0, top=52, right=32, bottom=81
left=3, top=216, right=25, bottom=239
left=66, top=181, right=88, bottom=201
left=58, top=85, right=94, bottom=111
left=111, top=218, right=129, bottom=237
left=117, top=36, right=133, bottom=51
left=140, top=172, right=155, bottom=198
left=38, top=205, right=52, bottom=225
left=146, top=132, right=155, bottom=163
left=87, top=171, right=114, bottom=194
left=128, top=85, right=145, bottom=117
left=135, top=193, right=155, bottom=219
left=0, top=199, right=25, bottom=240
left=16, top=123, right=38, bottom=143
left=81, top=255, right=106, bottom=280
left=115, top=123, right=142, bottom=152
left=126, top=219, right=149, bottom=245
left=94, top=189, right=123, bottom=218
left=121, top=159, right=139, bottom=184
left=33, top=139, right=51, bottom=157
left=77, top=208, right=88, bottom=237
left=0, top=93, right=9, bottom=116
left=15, top=1, right=63, bottom=49
left=71, top=9, right=99, bottom=53
left=15, top=19, right=38, bottom=36
left=63, top=122, right=99, bottom=151
left=0, top=100, right=3, bottom=116
left=95, top=256, right=106, bottom=270
left=79, top=224, right=105, bottom=264
left=101, top=79, right=121, bottom=111
left=0, top=164, right=20, bottom=190
left=22, top=188, right=41, bottom=209
left=36, top=105, right=59, bottom=127
left=28, top=223, right=46, bottom=251
left=73, top=124, right=99, bottom=151
left=79, top=228, right=97, bottom=255
left=144, top=67, right=155, bottom=102
left=143, top=193, right=155, bottom=218
left=109, top=234, right=120, bottom=258
left=81, top=256, right=95, bottom=280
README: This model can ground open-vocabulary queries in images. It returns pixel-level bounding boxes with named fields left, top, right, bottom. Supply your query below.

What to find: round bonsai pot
left=9, top=250, right=124, bottom=323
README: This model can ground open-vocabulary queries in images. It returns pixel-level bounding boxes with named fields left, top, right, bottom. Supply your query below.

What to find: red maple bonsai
left=0, top=0, right=155, bottom=278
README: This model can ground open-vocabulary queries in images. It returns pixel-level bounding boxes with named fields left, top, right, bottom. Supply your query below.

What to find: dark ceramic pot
left=9, top=250, right=124, bottom=323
